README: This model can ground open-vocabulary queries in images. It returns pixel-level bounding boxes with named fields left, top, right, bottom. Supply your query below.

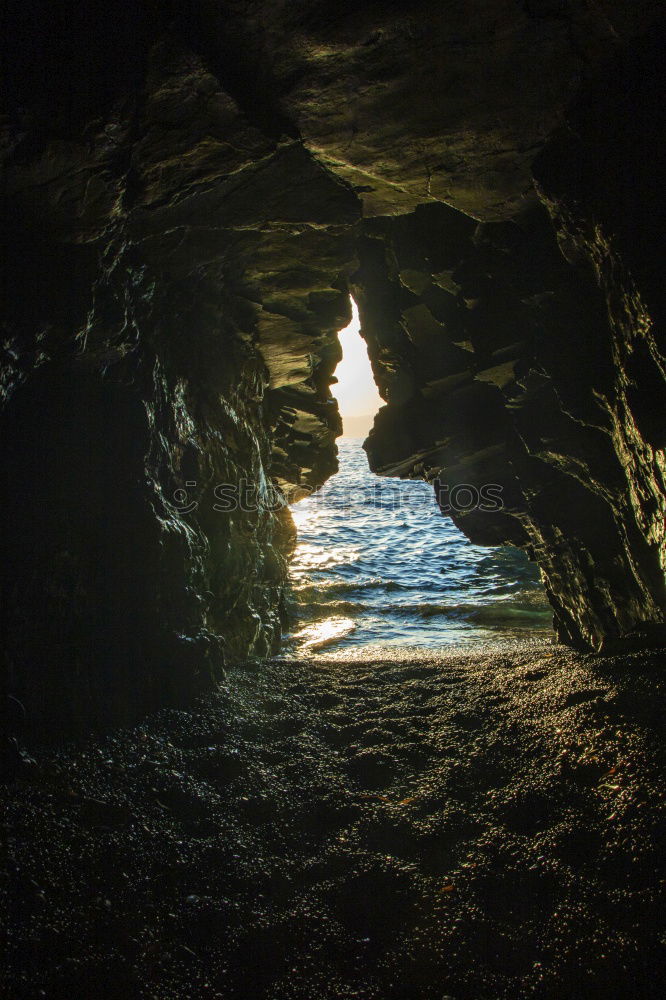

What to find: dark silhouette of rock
left=0, top=2, right=664, bottom=727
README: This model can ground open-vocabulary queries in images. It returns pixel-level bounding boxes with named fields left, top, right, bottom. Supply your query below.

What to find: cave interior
left=3, top=4, right=666, bottom=998
left=2, top=1, right=665, bottom=729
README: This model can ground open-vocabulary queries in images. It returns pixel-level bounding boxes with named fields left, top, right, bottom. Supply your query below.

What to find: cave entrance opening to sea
left=286, top=297, right=551, bottom=656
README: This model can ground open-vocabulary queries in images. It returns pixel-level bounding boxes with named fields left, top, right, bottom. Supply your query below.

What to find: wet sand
left=3, top=642, right=666, bottom=998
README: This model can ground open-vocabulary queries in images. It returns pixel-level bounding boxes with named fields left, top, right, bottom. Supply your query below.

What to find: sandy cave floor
left=2, top=642, right=666, bottom=999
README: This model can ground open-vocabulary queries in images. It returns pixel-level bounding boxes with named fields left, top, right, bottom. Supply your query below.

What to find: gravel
left=3, top=641, right=666, bottom=999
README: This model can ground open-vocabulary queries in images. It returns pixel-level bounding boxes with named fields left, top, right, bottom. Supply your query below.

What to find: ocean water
left=286, top=437, right=552, bottom=655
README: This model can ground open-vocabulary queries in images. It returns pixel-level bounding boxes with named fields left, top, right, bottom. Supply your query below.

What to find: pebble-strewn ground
left=3, top=643, right=665, bottom=999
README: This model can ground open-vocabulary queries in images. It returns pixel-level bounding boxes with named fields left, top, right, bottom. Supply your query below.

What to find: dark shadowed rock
left=0, top=2, right=664, bottom=727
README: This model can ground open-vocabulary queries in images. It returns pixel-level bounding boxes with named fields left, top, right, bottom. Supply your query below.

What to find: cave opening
left=4, top=6, right=666, bottom=997
left=286, top=298, right=551, bottom=655
left=334, top=297, right=382, bottom=441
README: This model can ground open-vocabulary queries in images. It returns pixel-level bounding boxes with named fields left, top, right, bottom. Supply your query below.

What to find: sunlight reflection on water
left=286, top=439, right=552, bottom=656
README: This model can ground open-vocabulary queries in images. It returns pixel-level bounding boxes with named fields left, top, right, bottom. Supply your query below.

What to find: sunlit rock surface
left=1, top=2, right=664, bottom=725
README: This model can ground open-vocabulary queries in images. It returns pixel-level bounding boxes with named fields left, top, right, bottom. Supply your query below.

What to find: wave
left=287, top=439, right=551, bottom=648
left=371, top=596, right=551, bottom=623
left=291, top=600, right=370, bottom=619
left=290, top=586, right=550, bottom=631
left=291, top=578, right=407, bottom=598
left=464, top=603, right=552, bottom=626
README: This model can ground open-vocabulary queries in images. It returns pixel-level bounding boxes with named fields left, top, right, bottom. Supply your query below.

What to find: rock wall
left=355, top=195, right=665, bottom=650
left=352, top=21, right=666, bottom=651
left=1, top=25, right=358, bottom=728
left=1, top=2, right=664, bottom=727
